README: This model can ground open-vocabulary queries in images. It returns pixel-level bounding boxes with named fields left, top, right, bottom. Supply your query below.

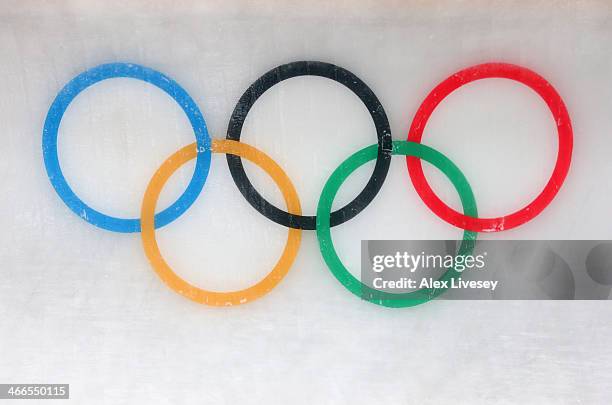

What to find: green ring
left=316, top=140, right=479, bottom=308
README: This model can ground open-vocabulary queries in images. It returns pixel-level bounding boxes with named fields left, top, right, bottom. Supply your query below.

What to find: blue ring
left=42, top=62, right=211, bottom=233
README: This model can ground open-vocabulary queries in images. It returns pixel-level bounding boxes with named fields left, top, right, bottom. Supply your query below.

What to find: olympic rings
left=42, top=60, right=573, bottom=307
left=316, top=140, right=478, bottom=307
left=42, top=62, right=211, bottom=233
left=141, top=139, right=302, bottom=306
left=226, top=61, right=393, bottom=230
left=406, top=62, right=573, bottom=232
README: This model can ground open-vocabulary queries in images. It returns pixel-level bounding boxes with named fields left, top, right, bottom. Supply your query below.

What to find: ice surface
left=1, top=0, right=611, bottom=403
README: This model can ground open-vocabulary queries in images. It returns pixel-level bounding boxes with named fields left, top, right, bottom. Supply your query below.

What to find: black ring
left=226, top=61, right=393, bottom=230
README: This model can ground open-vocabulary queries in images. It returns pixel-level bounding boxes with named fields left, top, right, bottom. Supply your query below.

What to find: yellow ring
left=140, top=139, right=302, bottom=306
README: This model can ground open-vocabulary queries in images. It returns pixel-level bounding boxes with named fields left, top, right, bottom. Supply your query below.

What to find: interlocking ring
left=42, top=62, right=211, bottom=233
left=316, top=140, right=478, bottom=307
left=42, top=61, right=573, bottom=307
left=406, top=62, right=573, bottom=232
left=226, top=61, right=393, bottom=230
left=141, top=140, right=301, bottom=306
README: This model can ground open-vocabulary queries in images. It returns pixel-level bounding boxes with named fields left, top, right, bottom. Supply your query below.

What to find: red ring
left=406, top=62, right=573, bottom=232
